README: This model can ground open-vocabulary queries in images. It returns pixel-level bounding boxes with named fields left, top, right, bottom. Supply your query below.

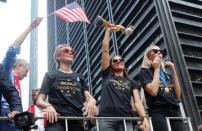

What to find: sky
left=0, top=0, right=47, bottom=110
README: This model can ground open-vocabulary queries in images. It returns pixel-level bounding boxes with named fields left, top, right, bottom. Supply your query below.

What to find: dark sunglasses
left=62, top=48, right=76, bottom=56
left=112, top=58, right=124, bottom=63
left=152, top=49, right=164, bottom=55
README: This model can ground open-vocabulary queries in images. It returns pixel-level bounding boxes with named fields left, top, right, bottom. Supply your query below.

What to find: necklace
left=59, top=69, right=73, bottom=74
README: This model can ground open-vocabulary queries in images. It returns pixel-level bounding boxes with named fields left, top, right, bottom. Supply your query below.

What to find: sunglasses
left=152, top=49, right=164, bottom=55
left=62, top=48, right=76, bottom=56
left=112, top=58, right=124, bottom=63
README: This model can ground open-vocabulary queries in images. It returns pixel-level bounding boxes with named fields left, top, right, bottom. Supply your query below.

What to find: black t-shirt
left=99, top=67, right=139, bottom=117
left=40, top=70, right=88, bottom=116
left=138, top=67, right=179, bottom=113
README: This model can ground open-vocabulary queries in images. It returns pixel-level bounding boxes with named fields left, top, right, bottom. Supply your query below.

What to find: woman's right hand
left=30, top=17, right=43, bottom=29
left=46, top=105, right=58, bottom=123
left=105, top=24, right=116, bottom=30
left=151, top=56, right=161, bottom=69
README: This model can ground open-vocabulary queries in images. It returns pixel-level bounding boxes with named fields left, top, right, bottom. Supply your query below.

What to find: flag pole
left=42, top=11, right=55, bottom=19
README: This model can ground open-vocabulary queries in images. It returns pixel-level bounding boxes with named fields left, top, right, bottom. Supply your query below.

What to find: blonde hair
left=141, top=45, right=155, bottom=68
left=141, top=45, right=165, bottom=69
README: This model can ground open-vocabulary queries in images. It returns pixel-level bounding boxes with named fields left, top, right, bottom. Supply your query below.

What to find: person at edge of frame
left=138, top=45, right=184, bottom=131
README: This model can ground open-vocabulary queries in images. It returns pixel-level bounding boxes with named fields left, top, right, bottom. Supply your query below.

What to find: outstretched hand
left=30, top=17, right=43, bottom=29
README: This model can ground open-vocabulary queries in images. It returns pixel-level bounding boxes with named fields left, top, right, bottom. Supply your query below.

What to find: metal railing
left=166, top=117, right=193, bottom=131
left=38, top=116, right=153, bottom=131
left=0, top=116, right=152, bottom=131
left=0, top=116, right=194, bottom=131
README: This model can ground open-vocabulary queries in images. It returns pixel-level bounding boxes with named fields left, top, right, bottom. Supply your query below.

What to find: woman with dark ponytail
left=98, top=26, right=149, bottom=131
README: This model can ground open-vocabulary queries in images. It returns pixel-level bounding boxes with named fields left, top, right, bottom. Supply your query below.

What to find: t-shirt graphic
left=110, top=79, right=131, bottom=91
left=58, top=78, right=81, bottom=96
left=40, top=70, right=88, bottom=116
left=99, top=67, right=139, bottom=117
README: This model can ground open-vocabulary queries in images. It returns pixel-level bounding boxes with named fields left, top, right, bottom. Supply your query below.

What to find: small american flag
left=54, top=1, right=90, bottom=24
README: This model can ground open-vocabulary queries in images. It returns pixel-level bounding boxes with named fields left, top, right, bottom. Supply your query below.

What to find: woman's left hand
left=83, top=101, right=98, bottom=117
left=165, top=61, right=175, bottom=71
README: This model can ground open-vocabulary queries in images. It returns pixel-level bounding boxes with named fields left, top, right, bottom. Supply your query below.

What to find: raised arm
left=144, top=56, right=161, bottom=96
left=101, top=28, right=111, bottom=70
left=2, top=17, right=43, bottom=70
left=13, top=17, right=43, bottom=48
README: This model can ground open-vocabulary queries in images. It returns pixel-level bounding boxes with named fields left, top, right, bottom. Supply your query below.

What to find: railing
left=0, top=116, right=193, bottom=131
left=36, top=116, right=153, bottom=131
left=166, top=117, right=193, bottom=131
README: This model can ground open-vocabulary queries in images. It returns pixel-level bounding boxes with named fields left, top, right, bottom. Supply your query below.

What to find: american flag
left=54, top=1, right=90, bottom=24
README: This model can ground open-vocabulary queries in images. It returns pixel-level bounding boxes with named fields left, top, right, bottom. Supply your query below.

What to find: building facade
left=47, top=0, right=202, bottom=130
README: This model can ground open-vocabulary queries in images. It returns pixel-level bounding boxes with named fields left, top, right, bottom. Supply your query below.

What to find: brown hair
left=110, top=55, right=128, bottom=78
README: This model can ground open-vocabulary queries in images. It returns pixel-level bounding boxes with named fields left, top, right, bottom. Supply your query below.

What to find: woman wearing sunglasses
left=138, top=45, right=184, bottom=131
left=37, top=44, right=97, bottom=131
left=98, top=27, right=149, bottom=131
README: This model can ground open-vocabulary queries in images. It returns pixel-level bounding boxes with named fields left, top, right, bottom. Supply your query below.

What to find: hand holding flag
left=30, top=17, right=43, bottom=29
